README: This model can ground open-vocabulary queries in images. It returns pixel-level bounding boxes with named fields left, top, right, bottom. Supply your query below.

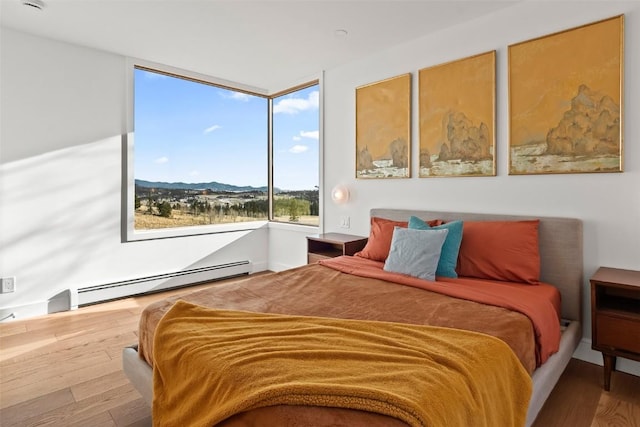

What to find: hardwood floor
left=1, top=280, right=638, bottom=427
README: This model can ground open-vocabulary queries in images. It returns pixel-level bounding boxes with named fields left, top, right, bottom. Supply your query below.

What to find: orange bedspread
left=320, top=256, right=561, bottom=365
left=153, top=301, right=532, bottom=427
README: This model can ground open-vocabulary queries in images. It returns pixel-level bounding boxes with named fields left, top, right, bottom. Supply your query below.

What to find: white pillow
left=383, top=227, right=449, bottom=281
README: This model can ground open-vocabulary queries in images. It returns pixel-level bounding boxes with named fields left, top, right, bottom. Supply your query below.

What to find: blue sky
left=134, top=68, right=319, bottom=191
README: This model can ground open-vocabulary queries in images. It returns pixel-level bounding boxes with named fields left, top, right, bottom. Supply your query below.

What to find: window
left=129, top=65, right=319, bottom=239
left=271, top=84, right=320, bottom=226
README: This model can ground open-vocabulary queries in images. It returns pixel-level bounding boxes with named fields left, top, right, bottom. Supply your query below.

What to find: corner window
left=127, top=64, right=319, bottom=239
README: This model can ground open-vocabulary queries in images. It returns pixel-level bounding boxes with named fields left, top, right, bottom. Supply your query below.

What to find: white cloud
left=274, top=91, right=319, bottom=114
left=204, top=124, right=222, bottom=134
left=230, top=92, right=251, bottom=102
left=289, top=145, right=309, bottom=154
left=189, top=170, right=200, bottom=177
left=299, top=130, right=319, bottom=140
left=292, top=136, right=302, bottom=141
left=154, top=156, right=169, bottom=164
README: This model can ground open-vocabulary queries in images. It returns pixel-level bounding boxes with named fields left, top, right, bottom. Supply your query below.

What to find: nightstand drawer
left=590, top=267, right=640, bottom=391
left=596, top=314, right=640, bottom=354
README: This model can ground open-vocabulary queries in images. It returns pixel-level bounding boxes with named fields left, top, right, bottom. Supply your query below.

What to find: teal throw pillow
left=408, top=216, right=463, bottom=278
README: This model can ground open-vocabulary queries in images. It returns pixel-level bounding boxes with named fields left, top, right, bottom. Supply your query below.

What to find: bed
left=122, top=208, right=583, bottom=427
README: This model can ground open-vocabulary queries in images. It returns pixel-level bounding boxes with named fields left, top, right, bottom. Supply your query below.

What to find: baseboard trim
left=0, top=291, right=71, bottom=322
left=250, top=261, right=269, bottom=273
left=573, top=338, right=640, bottom=377
left=268, top=261, right=301, bottom=272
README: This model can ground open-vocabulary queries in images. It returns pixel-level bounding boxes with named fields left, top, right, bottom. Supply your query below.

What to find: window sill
left=267, top=221, right=319, bottom=233
left=124, top=219, right=319, bottom=242
left=126, top=220, right=269, bottom=242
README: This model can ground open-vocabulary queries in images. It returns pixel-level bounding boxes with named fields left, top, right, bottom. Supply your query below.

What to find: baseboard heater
left=77, top=261, right=251, bottom=306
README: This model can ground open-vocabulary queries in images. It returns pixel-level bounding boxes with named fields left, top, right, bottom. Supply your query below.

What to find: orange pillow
left=456, top=220, right=541, bottom=284
left=356, top=217, right=442, bottom=262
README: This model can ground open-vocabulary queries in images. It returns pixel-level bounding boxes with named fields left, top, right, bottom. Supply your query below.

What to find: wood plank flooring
left=1, top=279, right=638, bottom=426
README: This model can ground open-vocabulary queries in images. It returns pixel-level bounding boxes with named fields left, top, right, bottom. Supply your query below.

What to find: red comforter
left=320, top=256, right=561, bottom=365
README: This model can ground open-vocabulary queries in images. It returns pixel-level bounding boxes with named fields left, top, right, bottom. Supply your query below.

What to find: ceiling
left=0, top=0, right=521, bottom=92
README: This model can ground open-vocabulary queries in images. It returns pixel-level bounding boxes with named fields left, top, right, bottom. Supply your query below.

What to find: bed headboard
left=370, top=209, right=584, bottom=322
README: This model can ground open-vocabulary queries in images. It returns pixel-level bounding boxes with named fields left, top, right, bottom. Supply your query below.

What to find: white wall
left=1, top=1, right=638, bottom=374
left=323, top=1, right=640, bottom=375
left=0, top=28, right=269, bottom=320
left=268, top=223, right=318, bottom=271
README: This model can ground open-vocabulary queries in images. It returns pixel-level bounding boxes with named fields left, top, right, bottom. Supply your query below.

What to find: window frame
left=122, top=59, right=321, bottom=242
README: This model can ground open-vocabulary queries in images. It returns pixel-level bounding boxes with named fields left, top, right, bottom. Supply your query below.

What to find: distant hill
left=135, top=179, right=271, bottom=193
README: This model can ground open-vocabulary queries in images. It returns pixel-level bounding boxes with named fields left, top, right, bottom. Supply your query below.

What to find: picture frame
left=356, top=73, right=411, bottom=179
left=418, top=51, right=496, bottom=177
left=509, top=15, right=624, bottom=175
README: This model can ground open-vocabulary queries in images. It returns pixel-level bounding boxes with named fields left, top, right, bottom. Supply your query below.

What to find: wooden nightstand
left=306, top=233, right=368, bottom=264
left=590, top=267, right=640, bottom=391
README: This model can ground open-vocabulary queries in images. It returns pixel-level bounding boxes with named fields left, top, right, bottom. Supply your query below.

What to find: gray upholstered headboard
left=371, top=209, right=584, bottom=322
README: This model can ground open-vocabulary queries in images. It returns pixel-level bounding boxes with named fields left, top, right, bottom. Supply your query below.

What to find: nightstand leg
left=603, top=354, right=616, bottom=391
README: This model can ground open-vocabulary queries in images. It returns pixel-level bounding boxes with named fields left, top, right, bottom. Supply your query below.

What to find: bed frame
left=123, top=209, right=583, bottom=427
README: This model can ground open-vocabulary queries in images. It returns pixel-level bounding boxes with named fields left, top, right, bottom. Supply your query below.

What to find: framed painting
left=418, top=51, right=496, bottom=177
left=509, top=15, right=624, bottom=175
left=356, top=73, right=411, bottom=179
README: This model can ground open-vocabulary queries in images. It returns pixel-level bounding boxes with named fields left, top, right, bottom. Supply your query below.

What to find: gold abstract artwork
left=509, top=15, right=624, bottom=174
left=419, top=51, right=495, bottom=177
left=356, top=74, right=411, bottom=179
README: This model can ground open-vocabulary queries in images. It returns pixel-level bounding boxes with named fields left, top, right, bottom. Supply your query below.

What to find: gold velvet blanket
left=152, top=300, right=532, bottom=427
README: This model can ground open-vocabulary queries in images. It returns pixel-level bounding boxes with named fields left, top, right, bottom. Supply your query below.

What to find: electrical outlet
left=339, top=216, right=350, bottom=229
left=1, top=277, right=16, bottom=293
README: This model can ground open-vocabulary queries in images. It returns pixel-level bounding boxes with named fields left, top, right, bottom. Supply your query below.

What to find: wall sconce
left=331, top=184, right=350, bottom=204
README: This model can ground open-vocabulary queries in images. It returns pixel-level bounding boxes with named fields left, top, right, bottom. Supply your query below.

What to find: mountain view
left=136, top=179, right=271, bottom=193
left=134, top=180, right=318, bottom=230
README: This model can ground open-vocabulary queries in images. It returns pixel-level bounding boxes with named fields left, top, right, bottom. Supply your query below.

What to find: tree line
left=136, top=190, right=319, bottom=223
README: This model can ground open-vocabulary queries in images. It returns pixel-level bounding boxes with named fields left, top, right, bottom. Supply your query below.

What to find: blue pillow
left=408, top=216, right=463, bottom=278
left=383, top=227, right=449, bottom=281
